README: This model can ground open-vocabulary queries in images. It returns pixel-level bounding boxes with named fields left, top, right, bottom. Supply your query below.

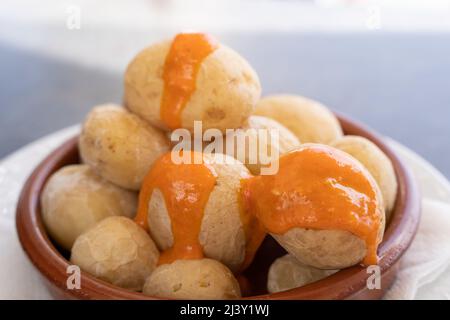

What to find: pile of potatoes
left=41, top=33, right=397, bottom=299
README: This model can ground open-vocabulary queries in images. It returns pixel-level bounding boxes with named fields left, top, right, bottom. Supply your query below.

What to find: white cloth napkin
left=384, top=198, right=450, bottom=299
left=0, top=127, right=449, bottom=299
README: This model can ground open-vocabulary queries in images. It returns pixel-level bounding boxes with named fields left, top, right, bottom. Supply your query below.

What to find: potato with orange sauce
left=142, top=259, right=241, bottom=299
left=79, top=104, right=170, bottom=190
left=272, top=228, right=370, bottom=270
left=124, top=33, right=261, bottom=132
left=331, top=135, right=398, bottom=218
left=136, top=152, right=265, bottom=273
left=243, top=144, right=386, bottom=270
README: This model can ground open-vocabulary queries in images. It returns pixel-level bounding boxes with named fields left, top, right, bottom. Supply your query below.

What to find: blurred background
left=1, top=0, right=449, bottom=176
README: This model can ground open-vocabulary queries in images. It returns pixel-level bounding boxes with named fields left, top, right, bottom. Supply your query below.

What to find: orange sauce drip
left=160, top=33, right=218, bottom=129
left=238, top=181, right=267, bottom=271
left=135, top=151, right=217, bottom=265
left=135, top=151, right=266, bottom=270
left=241, top=145, right=382, bottom=265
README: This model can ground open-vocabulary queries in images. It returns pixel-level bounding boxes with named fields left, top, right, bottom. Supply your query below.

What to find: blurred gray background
left=1, top=0, right=449, bottom=177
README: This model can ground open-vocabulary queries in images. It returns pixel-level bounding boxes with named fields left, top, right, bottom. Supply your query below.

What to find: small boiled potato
left=148, top=153, right=250, bottom=272
left=247, top=144, right=386, bottom=270
left=224, top=115, right=301, bottom=175
left=41, top=164, right=137, bottom=250
left=79, top=104, right=170, bottom=190
left=273, top=194, right=386, bottom=270
left=254, top=94, right=343, bottom=144
left=124, top=39, right=261, bottom=132
left=267, top=254, right=337, bottom=293
left=269, top=144, right=386, bottom=270
left=71, top=216, right=159, bottom=291
left=331, top=135, right=398, bottom=217
left=272, top=229, right=366, bottom=270
left=142, top=259, right=241, bottom=299
left=273, top=206, right=385, bottom=270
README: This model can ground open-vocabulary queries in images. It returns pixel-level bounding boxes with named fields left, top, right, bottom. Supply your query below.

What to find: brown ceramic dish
left=16, top=113, right=421, bottom=300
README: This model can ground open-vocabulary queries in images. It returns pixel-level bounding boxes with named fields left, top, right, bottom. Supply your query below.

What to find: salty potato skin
left=79, top=104, right=169, bottom=190
left=267, top=254, right=337, bottom=293
left=331, top=135, right=398, bottom=217
left=273, top=202, right=386, bottom=270
left=124, top=40, right=261, bottom=132
left=70, top=216, right=159, bottom=291
left=41, top=164, right=137, bottom=250
left=272, top=229, right=366, bottom=270
left=147, top=153, right=250, bottom=273
left=142, top=259, right=241, bottom=299
left=268, top=144, right=386, bottom=270
left=224, top=115, right=301, bottom=175
left=254, top=94, right=343, bottom=144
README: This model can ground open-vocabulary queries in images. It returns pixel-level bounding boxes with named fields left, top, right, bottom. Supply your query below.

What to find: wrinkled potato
left=331, top=135, right=398, bottom=217
left=41, top=164, right=137, bottom=250
left=249, top=144, right=386, bottom=270
left=71, top=216, right=159, bottom=291
left=148, top=153, right=251, bottom=272
left=272, top=229, right=368, bottom=270
left=267, top=254, right=337, bottom=293
left=254, top=94, right=343, bottom=144
left=124, top=38, right=261, bottom=132
left=272, top=195, right=386, bottom=270
left=79, top=104, right=170, bottom=190
left=223, top=115, right=300, bottom=175
left=272, top=199, right=386, bottom=270
left=142, top=259, right=241, bottom=299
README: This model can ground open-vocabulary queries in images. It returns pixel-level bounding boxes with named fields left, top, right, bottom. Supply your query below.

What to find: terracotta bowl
left=16, top=113, right=421, bottom=300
